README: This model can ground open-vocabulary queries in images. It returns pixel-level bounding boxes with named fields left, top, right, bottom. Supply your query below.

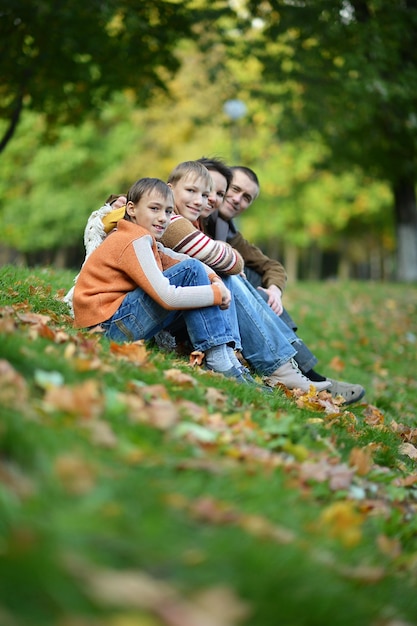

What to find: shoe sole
left=339, top=388, right=366, bottom=406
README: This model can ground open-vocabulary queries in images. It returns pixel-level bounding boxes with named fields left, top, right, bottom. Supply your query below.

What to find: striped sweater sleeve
left=160, top=215, right=244, bottom=275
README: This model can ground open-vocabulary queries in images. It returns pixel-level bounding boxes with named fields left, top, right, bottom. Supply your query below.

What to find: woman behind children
left=79, top=164, right=329, bottom=393
left=160, top=160, right=330, bottom=393
left=73, top=177, right=246, bottom=382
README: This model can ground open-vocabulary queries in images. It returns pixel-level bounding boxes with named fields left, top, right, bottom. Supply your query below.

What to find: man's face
left=219, top=169, right=259, bottom=221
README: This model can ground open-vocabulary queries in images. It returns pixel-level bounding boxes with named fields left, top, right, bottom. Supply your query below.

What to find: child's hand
left=111, top=195, right=127, bottom=209
left=219, top=282, right=231, bottom=309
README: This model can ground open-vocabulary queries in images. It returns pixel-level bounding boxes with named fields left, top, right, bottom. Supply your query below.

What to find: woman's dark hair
left=198, top=156, right=233, bottom=190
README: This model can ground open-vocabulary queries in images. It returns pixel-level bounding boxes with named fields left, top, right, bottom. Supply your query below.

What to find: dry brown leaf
left=0, top=309, right=17, bottom=333
left=328, top=463, right=354, bottom=491
left=28, top=322, right=55, bottom=341
left=328, top=355, right=345, bottom=372
left=363, top=404, right=385, bottom=426
left=226, top=443, right=285, bottom=469
left=43, top=379, right=103, bottom=419
left=130, top=383, right=170, bottom=401
left=376, top=534, right=402, bottom=559
left=390, top=420, right=417, bottom=444
left=110, top=340, right=149, bottom=365
left=177, top=399, right=208, bottom=422
left=294, top=387, right=342, bottom=413
left=54, top=454, right=96, bottom=494
left=83, top=419, right=118, bottom=448
left=299, top=460, right=329, bottom=483
left=72, top=356, right=104, bottom=372
left=123, top=388, right=179, bottom=429
left=399, top=442, right=417, bottom=460
left=205, top=387, right=228, bottom=408
left=164, top=369, right=197, bottom=387
left=68, top=560, right=249, bottom=626
left=349, top=446, right=373, bottom=476
left=17, top=311, right=51, bottom=325
left=144, top=399, right=179, bottom=429
left=191, top=585, right=251, bottom=624
left=189, top=350, right=205, bottom=367
left=120, top=392, right=146, bottom=418
left=0, top=359, right=29, bottom=410
left=300, top=460, right=354, bottom=491
left=189, top=497, right=239, bottom=525
left=393, top=474, right=417, bottom=487
left=239, top=514, right=295, bottom=544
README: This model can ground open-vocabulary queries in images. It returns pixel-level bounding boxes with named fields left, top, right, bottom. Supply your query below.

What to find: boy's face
left=170, top=174, right=210, bottom=222
left=219, top=170, right=259, bottom=221
left=200, top=170, right=228, bottom=219
left=126, top=191, right=174, bottom=239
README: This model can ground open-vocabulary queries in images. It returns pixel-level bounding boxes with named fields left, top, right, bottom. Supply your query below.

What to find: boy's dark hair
left=231, top=166, right=260, bottom=190
left=124, top=178, right=174, bottom=221
left=197, top=156, right=233, bottom=190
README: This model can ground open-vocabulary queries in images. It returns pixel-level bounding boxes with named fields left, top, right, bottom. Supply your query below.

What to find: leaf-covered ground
left=1, top=265, right=417, bottom=626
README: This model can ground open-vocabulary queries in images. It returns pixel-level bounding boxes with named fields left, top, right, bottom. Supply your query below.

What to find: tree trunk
left=307, top=244, right=322, bottom=280
left=283, top=243, right=299, bottom=283
left=337, top=254, right=350, bottom=280
left=393, top=179, right=417, bottom=282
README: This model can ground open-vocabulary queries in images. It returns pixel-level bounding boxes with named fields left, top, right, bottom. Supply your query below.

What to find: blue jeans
left=242, top=268, right=318, bottom=373
left=101, top=258, right=235, bottom=353
left=223, top=275, right=297, bottom=376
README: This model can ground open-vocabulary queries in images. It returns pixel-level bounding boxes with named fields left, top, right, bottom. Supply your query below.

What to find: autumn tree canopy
left=242, top=0, right=417, bottom=281
left=0, top=0, right=230, bottom=153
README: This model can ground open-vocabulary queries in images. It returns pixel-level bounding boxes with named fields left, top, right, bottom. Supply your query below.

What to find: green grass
left=1, top=264, right=417, bottom=626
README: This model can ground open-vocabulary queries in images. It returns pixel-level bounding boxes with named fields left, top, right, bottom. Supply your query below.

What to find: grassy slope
left=1, top=265, right=417, bottom=626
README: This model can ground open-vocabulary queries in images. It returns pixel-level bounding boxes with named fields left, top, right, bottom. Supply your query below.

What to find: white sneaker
left=264, top=359, right=332, bottom=392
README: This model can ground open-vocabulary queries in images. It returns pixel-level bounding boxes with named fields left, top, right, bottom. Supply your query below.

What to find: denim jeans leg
left=227, top=275, right=296, bottom=376
left=162, top=259, right=236, bottom=352
left=101, top=258, right=235, bottom=351
left=239, top=275, right=318, bottom=373
left=101, top=287, right=175, bottom=342
left=244, top=267, right=319, bottom=370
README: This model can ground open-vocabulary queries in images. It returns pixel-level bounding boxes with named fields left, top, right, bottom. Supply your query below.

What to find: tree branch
left=0, top=92, right=24, bottom=154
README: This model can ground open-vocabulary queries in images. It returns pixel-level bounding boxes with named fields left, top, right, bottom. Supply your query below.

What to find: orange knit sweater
left=73, top=220, right=222, bottom=328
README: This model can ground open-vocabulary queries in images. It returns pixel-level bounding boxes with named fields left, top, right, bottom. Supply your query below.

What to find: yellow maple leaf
left=320, top=501, right=363, bottom=547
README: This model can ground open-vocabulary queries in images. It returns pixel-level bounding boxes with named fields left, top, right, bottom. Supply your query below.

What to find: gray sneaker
left=326, top=379, right=366, bottom=405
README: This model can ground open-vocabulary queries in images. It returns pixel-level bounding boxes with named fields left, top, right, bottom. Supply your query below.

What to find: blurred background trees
left=0, top=0, right=415, bottom=281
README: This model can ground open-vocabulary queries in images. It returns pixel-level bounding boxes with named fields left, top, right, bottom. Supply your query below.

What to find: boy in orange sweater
left=73, top=177, right=245, bottom=381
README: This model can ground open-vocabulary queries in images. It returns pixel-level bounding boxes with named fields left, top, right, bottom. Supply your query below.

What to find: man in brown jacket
left=202, top=163, right=365, bottom=405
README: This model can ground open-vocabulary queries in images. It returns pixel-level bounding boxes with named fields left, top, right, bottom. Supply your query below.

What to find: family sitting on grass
left=67, top=159, right=365, bottom=405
